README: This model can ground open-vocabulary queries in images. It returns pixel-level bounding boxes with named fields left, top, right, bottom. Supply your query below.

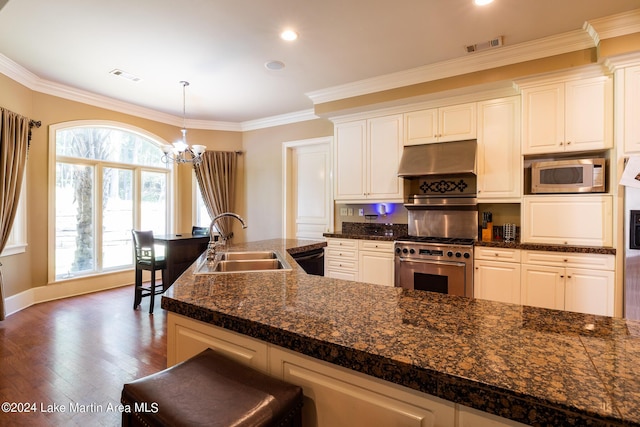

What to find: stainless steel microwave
left=531, top=158, right=605, bottom=194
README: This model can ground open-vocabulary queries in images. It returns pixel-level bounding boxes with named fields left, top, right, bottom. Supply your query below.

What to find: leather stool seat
left=121, top=348, right=303, bottom=427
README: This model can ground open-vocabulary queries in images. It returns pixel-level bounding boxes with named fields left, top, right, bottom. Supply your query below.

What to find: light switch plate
left=358, top=209, right=364, bottom=216
left=340, top=208, right=348, bottom=216
left=347, top=208, right=353, bottom=216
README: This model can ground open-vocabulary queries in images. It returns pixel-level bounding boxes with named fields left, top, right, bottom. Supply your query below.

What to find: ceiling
left=0, top=0, right=639, bottom=126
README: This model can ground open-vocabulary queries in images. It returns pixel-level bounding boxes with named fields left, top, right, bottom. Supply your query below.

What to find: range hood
left=397, top=140, right=477, bottom=177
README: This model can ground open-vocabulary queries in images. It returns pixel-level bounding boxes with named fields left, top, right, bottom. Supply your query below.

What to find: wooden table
left=154, top=233, right=210, bottom=290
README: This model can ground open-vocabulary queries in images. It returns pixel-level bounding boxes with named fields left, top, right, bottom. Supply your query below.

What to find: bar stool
left=131, top=230, right=167, bottom=314
left=121, top=348, right=303, bottom=427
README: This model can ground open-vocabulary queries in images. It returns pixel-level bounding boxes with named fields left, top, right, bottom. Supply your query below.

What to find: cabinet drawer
left=326, top=238, right=358, bottom=249
left=326, top=258, right=358, bottom=271
left=358, top=240, right=394, bottom=252
left=521, top=250, right=614, bottom=270
left=326, top=248, right=357, bottom=260
left=474, top=247, right=521, bottom=262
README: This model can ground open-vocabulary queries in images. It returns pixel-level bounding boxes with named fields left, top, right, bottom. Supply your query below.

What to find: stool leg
left=134, top=267, right=143, bottom=309
left=149, top=269, right=156, bottom=314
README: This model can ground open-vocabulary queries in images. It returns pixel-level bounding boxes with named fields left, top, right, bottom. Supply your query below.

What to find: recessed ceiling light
left=280, top=29, right=298, bottom=41
left=474, top=0, right=494, bottom=5
left=265, top=60, right=285, bottom=71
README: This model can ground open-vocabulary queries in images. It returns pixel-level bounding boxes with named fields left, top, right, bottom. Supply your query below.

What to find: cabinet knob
left=559, top=141, right=564, bottom=145
left=563, top=259, right=568, bottom=262
left=560, top=275, right=564, bottom=278
left=566, top=141, right=571, bottom=145
left=567, top=275, right=572, bottom=279
left=494, top=253, right=499, bottom=257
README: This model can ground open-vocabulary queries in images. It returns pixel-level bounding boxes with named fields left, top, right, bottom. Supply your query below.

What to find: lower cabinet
left=474, top=248, right=615, bottom=316
left=325, top=238, right=394, bottom=286
left=358, top=240, right=394, bottom=286
left=166, top=312, right=268, bottom=371
left=270, top=346, right=455, bottom=427
left=167, top=313, right=525, bottom=427
left=474, top=247, right=521, bottom=304
left=520, top=250, right=614, bottom=316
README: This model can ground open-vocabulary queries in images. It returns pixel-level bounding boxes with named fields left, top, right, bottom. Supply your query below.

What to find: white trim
left=306, top=29, right=595, bottom=105
left=282, top=137, right=334, bottom=239
left=241, top=109, right=319, bottom=131
left=584, top=9, right=640, bottom=42
left=4, top=272, right=134, bottom=317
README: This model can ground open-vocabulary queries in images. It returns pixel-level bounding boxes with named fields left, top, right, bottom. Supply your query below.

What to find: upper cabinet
left=334, top=114, right=404, bottom=202
left=521, top=75, right=613, bottom=155
left=404, top=102, right=476, bottom=145
left=623, top=65, right=640, bottom=154
left=477, top=96, right=521, bottom=201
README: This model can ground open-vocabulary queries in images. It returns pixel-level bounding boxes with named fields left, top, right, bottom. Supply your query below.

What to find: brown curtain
left=193, top=151, right=238, bottom=239
left=0, top=109, right=30, bottom=320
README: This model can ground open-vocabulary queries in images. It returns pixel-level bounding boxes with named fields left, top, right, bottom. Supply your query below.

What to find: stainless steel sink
left=214, top=259, right=283, bottom=272
left=220, top=251, right=277, bottom=260
left=194, top=250, right=292, bottom=274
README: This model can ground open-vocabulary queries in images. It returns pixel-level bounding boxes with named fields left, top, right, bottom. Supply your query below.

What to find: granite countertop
left=162, top=238, right=638, bottom=427
left=475, top=240, right=616, bottom=255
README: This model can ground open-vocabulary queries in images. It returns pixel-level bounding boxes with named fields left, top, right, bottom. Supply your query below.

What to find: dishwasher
left=291, top=247, right=324, bottom=276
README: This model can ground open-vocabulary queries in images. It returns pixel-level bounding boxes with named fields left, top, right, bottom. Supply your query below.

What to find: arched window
left=50, top=121, right=172, bottom=281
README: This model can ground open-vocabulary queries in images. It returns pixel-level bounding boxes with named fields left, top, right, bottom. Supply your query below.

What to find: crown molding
left=240, top=109, right=319, bottom=131
left=0, top=53, right=245, bottom=131
left=306, top=29, right=595, bottom=105
left=584, top=8, right=640, bottom=42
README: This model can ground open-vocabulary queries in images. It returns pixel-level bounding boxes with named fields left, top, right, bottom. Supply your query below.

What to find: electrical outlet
left=340, top=208, right=348, bottom=216
left=347, top=208, right=353, bottom=216
left=358, top=209, right=364, bottom=216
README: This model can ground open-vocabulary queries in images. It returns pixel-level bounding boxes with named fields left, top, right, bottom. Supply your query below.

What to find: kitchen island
left=161, top=239, right=640, bottom=427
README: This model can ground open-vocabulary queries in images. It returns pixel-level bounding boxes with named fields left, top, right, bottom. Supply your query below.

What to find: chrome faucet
left=207, top=212, right=247, bottom=260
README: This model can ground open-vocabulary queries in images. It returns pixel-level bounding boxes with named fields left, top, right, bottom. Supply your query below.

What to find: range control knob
left=409, top=248, right=415, bottom=254
left=402, top=248, right=409, bottom=254
left=463, top=252, right=470, bottom=259
left=447, top=251, right=453, bottom=257
left=455, top=252, right=462, bottom=258
left=395, top=248, right=401, bottom=254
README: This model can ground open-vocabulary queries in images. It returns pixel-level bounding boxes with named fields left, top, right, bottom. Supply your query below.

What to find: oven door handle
left=396, top=257, right=466, bottom=267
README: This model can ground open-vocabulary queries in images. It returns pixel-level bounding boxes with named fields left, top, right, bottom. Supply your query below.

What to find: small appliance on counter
left=481, top=212, right=493, bottom=242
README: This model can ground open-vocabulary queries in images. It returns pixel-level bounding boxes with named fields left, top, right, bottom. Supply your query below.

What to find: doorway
left=283, top=137, right=333, bottom=239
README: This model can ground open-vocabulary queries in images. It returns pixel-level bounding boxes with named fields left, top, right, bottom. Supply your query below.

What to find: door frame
left=282, top=136, right=333, bottom=239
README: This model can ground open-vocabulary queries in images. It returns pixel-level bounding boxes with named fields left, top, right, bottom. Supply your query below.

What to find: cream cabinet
left=325, top=238, right=358, bottom=281
left=476, top=97, right=521, bottom=201
left=166, top=312, right=269, bottom=371
left=474, top=247, right=521, bottom=305
left=325, top=238, right=394, bottom=286
left=623, top=65, right=640, bottom=153
left=270, top=346, right=456, bottom=427
left=358, top=240, right=394, bottom=286
left=521, top=195, right=612, bottom=247
left=334, top=115, right=404, bottom=202
left=520, top=250, right=614, bottom=316
left=521, top=76, right=612, bottom=154
left=404, top=102, right=476, bottom=145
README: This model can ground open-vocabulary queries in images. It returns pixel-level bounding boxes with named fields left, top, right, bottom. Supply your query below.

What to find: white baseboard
left=4, top=271, right=135, bottom=317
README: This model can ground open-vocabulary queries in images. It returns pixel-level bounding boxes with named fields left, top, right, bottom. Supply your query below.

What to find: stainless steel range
left=395, top=140, right=478, bottom=298
left=394, top=237, right=474, bottom=297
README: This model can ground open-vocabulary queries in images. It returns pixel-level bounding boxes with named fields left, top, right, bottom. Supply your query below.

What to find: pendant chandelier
left=161, top=81, right=206, bottom=164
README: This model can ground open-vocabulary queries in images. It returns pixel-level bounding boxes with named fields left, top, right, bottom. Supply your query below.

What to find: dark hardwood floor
left=0, top=286, right=167, bottom=426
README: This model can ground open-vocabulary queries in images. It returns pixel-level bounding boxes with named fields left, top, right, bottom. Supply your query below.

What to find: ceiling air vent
left=109, top=69, right=142, bottom=82
left=465, top=36, right=503, bottom=53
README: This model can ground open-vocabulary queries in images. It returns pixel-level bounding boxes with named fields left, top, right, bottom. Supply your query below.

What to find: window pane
left=56, top=163, right=95, bottom=278
left=56, top=127, right=168, bottom=168
left=195, top=183, right=212, bottom=227
left=103, top=167, right=133, bottom=269
left=141, top=171, right=167, bottom=234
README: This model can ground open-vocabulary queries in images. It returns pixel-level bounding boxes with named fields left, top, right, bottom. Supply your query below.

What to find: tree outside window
left=53, top=124, right=171, bottom=280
